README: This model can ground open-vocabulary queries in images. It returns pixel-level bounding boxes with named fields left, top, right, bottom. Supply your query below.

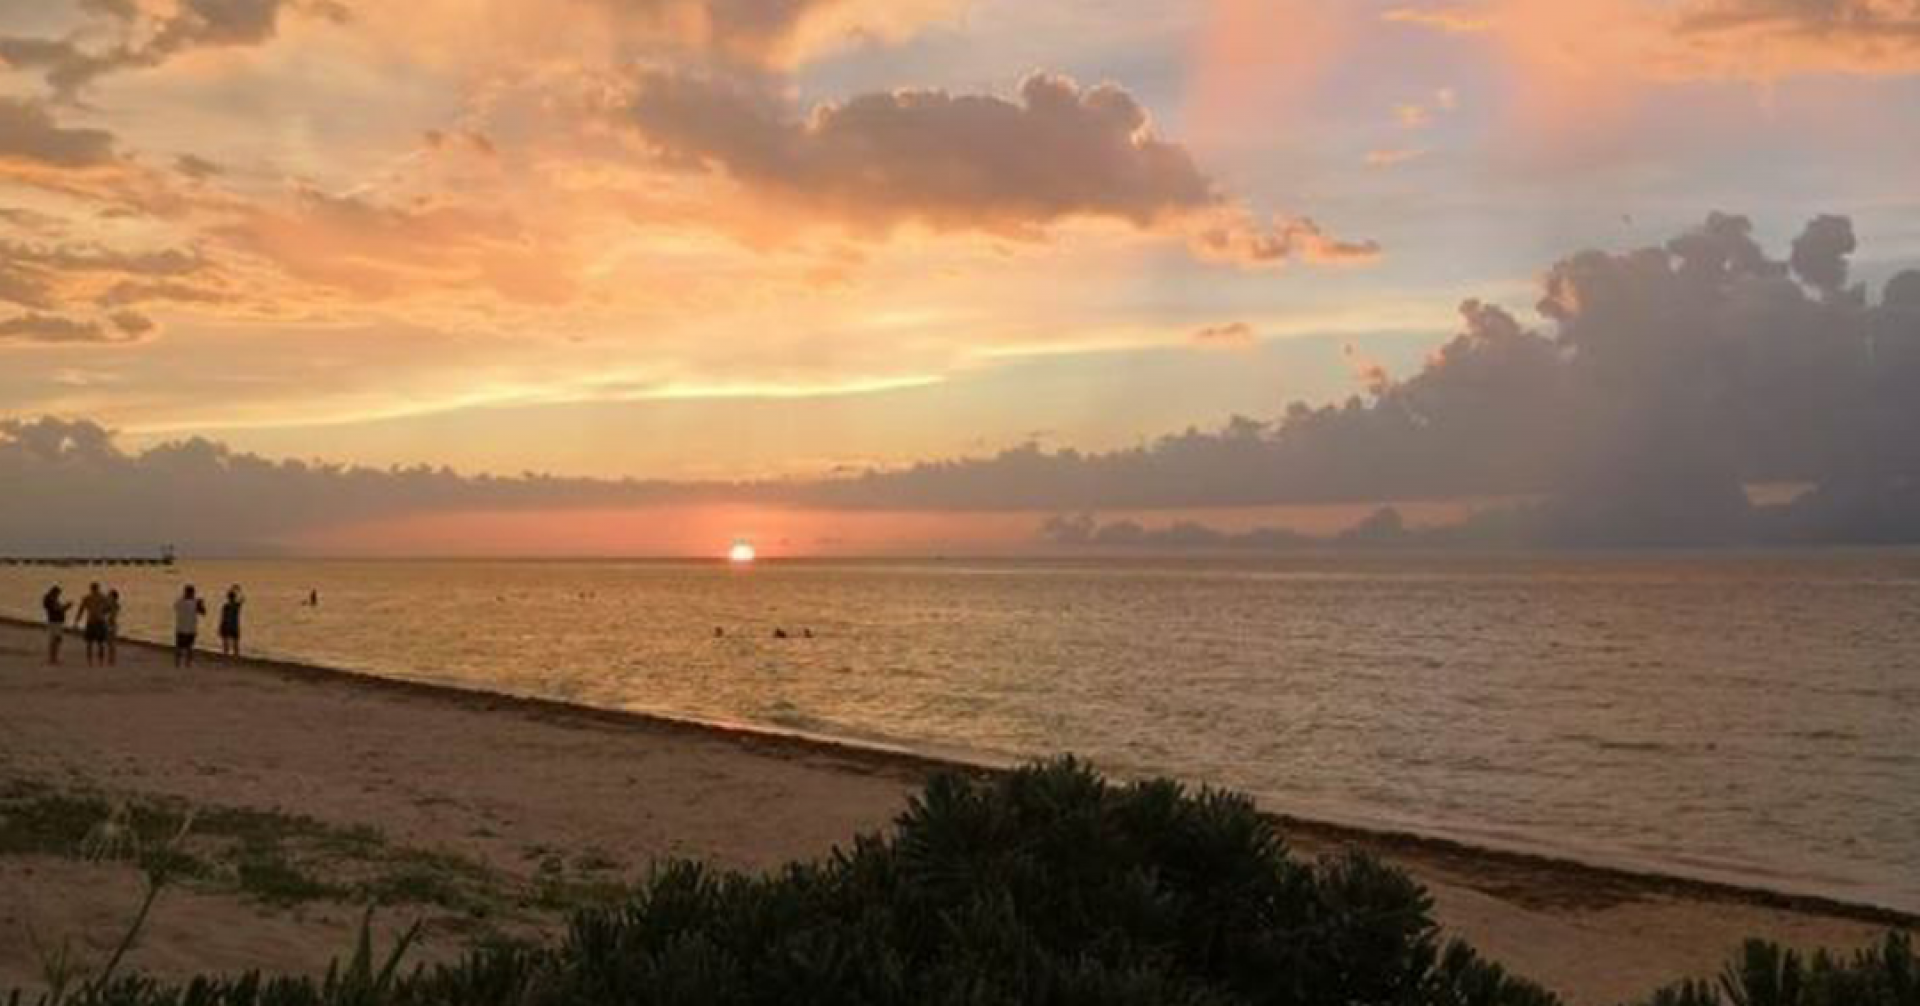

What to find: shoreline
left=7, top=615, right=1912, bottom=930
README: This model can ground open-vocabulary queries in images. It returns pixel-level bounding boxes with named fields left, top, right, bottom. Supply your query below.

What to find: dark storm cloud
left=797, top=213, right=1920, bottom=544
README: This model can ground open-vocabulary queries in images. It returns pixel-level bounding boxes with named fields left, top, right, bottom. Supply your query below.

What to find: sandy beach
left=0, top=619, right=1909, bottom=1005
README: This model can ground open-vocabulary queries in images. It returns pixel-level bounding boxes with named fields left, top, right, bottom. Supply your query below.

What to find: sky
left=3, top=0, right=1920, bottom=555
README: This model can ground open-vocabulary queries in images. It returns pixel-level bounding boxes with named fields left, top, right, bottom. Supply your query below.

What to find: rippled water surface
left=6, top=553, right=1917, bottom=911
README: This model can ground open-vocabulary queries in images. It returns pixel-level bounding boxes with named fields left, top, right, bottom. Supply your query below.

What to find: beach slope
left=0, top=622, right=1904, bottom=1004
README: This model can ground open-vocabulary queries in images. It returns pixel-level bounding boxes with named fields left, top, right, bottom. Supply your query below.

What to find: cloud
left=0, top=312, right=140, bottom=345
left=8, top=211, right=1920, bottom=550
left=1380, top=6, right=1496, bottom=33
left=338, top=0, right=965, bottom=76
left=221, top=186, right=577, bottom=304
left=0, top=231, right=220, bottom=323
left=1192, top=322, right=1255, bottom=348
left=1788, top=213, right=1858, bottom=298
left=1392, top=0, right=1920, bottom=81
left=786, top=214, right=1920, bottom=544
left=0, top=417, right=702, bottom=553
left=0, top=0, right=344, bottom=93
left=0, top=262, right=55, bottom=310
left=1041, top=512, right=1315, bottom=550
left=621, top=71, right=1377, bottom=265
left=173, top=154, right=224, bottom=180
left=1189, top=214, right=1382, bottom=267
left=0, top=98, right=118, bottom=169
left=577, top=0, right=967, bottom=67
left=624, top=71, right=1212, bottom=231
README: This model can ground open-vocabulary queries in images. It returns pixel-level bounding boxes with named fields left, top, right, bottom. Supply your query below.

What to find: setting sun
left=728, top=542, right=758, bottom=564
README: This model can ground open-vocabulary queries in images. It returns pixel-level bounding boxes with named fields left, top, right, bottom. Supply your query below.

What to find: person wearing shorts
left=174, top=585, right=206, bottom=668
left=78, top=583, right=112, bottom=666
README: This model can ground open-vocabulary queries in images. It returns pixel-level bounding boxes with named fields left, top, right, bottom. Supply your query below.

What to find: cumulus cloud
left=621, top=71, right=1376, bottom=264
left=624, top=71, right=1211, bottom=230
left=789, top=213, right=1920, bottom=544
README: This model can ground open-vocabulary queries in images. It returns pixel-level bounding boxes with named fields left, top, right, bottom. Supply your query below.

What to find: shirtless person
left=77, top=582, right=113, bottom=666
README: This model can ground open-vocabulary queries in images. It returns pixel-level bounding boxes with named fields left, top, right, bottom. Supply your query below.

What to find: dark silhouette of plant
left=1636, top=934, right=1916, bottom=1006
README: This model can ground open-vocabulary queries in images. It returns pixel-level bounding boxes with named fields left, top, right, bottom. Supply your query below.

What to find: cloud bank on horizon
left=5, top=214, right=1919, bottom=551
left=3, top=1, right=1920, bottom=550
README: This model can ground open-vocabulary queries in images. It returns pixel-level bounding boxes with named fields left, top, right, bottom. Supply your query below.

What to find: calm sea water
left=5, top=554, right=1918, bottom=912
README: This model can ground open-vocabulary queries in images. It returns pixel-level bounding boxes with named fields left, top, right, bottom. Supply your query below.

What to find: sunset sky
left=4, top=0, right=1920, bottom=554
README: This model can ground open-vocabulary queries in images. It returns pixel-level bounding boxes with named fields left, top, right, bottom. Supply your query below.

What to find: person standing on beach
left=104, top=589, right=122, bottom=667
left=174, top=585, right=206, bottom=667
left=219, top=586, right=244, bottom=657
left=77, top=582, right=112, bottom=666
left=41, top=585, right=71, bottom=665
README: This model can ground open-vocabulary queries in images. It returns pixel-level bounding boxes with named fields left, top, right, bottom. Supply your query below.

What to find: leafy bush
left=1633, top=934, right=1917, bottom=1006
left=5, top=759, right=1906, bottom=1006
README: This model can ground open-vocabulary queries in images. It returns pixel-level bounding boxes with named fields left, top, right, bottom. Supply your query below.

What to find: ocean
left=5, top=553, right=1917, bottom=913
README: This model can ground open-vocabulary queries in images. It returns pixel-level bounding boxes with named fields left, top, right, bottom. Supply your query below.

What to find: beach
left=0, top=619, right=1909, bottom=1005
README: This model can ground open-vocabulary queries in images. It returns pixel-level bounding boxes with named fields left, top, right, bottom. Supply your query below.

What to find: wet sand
left=0, top=619, right=1908, bottom=1003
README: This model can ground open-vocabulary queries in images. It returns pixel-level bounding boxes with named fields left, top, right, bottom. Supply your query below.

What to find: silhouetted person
left=78, top=582, right=112, bottom=666
left=104, top=589, right=122, bottom=667
left=308, top=589, right=319, bottom=607
left=219, top=586, right=244, bottom=657
left=174, top=585, right=206, bottom=667
left=773, top=627, right=789, bottom=639
left=42, top=586, right=71, bottom=665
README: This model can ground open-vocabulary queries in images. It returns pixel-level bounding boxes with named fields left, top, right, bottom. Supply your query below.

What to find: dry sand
left=0, top=619, right=1909, bottom=1004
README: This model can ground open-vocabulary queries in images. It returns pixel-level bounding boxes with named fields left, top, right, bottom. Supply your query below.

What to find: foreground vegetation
left=4, top=760, right=1913, bottom=1005
left=0, top=779, right=631, bottom=930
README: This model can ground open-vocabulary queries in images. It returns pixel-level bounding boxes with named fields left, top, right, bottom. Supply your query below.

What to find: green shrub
left=5, top=759, right=1906, bottom=1006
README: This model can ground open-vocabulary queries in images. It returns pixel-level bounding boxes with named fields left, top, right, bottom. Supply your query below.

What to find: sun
left=728, top=541, right=757, bottom=564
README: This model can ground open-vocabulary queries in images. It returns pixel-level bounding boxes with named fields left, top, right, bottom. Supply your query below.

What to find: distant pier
left=0, top=550, right=175, bottom=568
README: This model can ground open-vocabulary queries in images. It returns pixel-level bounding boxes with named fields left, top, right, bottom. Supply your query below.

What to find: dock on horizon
left=0, top=550, right=176, bottom=568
